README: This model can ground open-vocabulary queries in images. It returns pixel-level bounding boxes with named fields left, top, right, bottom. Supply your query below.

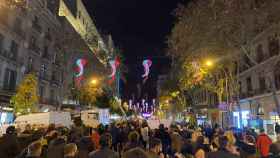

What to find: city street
left=0, top=0, right=280, bottom=158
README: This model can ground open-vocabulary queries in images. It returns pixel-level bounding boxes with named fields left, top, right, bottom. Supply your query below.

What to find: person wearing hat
left=0, top=126, right=21, bottom=158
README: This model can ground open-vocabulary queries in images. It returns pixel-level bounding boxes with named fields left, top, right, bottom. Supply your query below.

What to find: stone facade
left=0, top=0, right=107, bottom=111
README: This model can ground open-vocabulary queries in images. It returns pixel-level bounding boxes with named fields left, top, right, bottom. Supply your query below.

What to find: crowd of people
left=0, top=119, right=279, bottom=158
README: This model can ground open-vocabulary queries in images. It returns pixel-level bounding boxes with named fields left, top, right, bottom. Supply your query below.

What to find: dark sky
left=83, top=0, right=184, bottom=101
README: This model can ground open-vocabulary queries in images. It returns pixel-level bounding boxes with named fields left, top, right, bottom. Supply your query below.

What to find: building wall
left=0, top=0, right=73, bottom=109
left=238, top=23, right=280, bottom=120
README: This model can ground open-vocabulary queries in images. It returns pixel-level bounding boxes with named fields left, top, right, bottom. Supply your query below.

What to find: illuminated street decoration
left=108, top=57, right=120, bottom=84
left=74, top=58, right=87, bottom=87
left=142, top=59, right=152, bottom=83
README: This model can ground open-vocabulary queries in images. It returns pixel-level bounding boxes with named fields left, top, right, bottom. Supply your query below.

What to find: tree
left=10, top=74, right=39, bottom=115
left=168, top=0, right=280, bottom=101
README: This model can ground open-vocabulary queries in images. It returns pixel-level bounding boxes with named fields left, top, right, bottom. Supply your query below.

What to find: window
left=3, top=68, right=17, bottom=91
left=238, top=81, right=242, bottom=95
left=45, top=28, right=52, bottom=41
left=32, top=16, right=41, bottom=32
left=43, top=46, right=48, bottom=58
left=10, top=41, right=18, bottom=60
left=256, top=44, right=264, bottom=63
left=27, top=57, right=33, bottom=72
left=40, top=64, right=47, bottom=78
left=13, top=18, right=22, bottom=33
left=29, top=36, right=36, bottom=48
left=268, top=36, right=279, bottom=57
left=39, top=85, right=45, bottom=98
left=246, top=77, right=253, bottom=92
left=29, top=36, right=40, bottom=53
left=50, top=89, right=55, bottom=101
left=259, top=76, right=266, bottom=91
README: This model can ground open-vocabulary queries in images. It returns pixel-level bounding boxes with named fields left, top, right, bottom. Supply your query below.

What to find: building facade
left=0, top=0, right=109, bottom=114
left=237, top=23, right=280, bottom=131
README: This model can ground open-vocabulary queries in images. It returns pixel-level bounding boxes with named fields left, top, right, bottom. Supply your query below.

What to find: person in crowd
left=147, top=138, right=164, bottom=158
left=239, top=135, right=256, bottom=158
left=110, top=123, right=120, bottom=151
left=47, top=130, right=66, bottom=158
left=91, top=128, right=100, bottom=150
left=170, top=127, right=184, bottom=155
left=26, top=141, right=42, bottom=158
left=275, top=123, right=280, bottom=136
left=194, top=136, right=207, bottom=158
left=154, top=124, right=171, bottom=155
left=0, top=126, right=21, bottom=158
left=88, top=133, right=119, bottom=158
left=123, top=147, right=149, bottom=158
left=269, top=143, right=280, bottom=158
left=208, top=136, right=239, bottom=158
left=141, top=121, right=150, bottom=149
left=64, top=143, right=78, bottom=158
left=123, top=130, right=143, bottom=152
left=256, top=129, right=272, bottom=158
left=224, top=130, right=239, bottom=155
left=77, top=130, right=95, bottom=158
left=22, top=124, right=33, bottom=135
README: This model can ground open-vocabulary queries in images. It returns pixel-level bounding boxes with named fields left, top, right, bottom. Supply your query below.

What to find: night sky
left=83, top=0, right=184, bottom=101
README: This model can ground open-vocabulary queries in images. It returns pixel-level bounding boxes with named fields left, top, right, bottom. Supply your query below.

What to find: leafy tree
left=10, top=74, right=39, bottom=115
left=167, top=0, right=280, bottom=103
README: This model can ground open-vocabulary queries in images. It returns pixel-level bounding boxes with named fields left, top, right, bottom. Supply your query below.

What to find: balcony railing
left=0, top=50, right=17, bottom=61
left=29, top=44, right=41, bottom=55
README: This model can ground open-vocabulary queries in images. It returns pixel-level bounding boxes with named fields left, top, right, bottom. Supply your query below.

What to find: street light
left=91, top=79, right=98, bottom=85
left=205, top=60, right=213, bottom=67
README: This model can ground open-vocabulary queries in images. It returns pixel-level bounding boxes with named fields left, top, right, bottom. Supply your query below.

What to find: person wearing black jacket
left=0, top=126, right=21, bottom=158
left=208, top=136, right=239, bottom=158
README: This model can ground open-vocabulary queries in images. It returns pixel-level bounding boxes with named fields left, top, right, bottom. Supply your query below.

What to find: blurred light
left=91, top=79, right=98, bottom=85
left=205, top=60, right=213, bottom=67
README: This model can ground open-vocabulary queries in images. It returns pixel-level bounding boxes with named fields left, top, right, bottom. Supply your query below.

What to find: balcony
left=0, top=50, right=17, bottom=61
left=29, top=44, right=41, bottom=55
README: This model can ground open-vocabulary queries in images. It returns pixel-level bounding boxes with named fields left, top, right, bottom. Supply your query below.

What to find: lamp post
left=204, top=59, right=237, bottom=128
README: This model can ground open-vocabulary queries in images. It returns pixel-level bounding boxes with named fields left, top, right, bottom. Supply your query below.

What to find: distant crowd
left=0, top=120, right=280, bottom=158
